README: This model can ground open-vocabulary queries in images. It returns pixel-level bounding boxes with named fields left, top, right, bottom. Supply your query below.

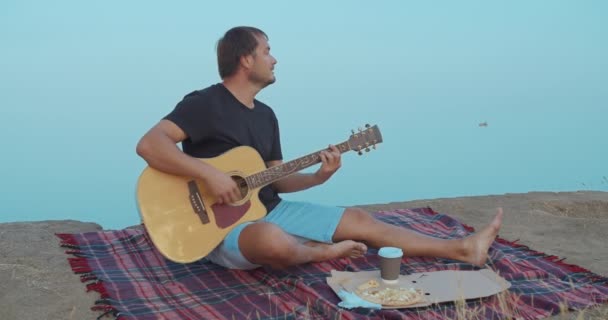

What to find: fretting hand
left=315, top=144, right=342, bottom=183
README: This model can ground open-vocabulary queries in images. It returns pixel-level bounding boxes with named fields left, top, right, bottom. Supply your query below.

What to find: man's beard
left=249, top=72, right=275, bottom=88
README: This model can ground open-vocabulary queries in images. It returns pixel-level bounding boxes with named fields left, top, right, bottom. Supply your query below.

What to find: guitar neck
left=245, top=140, right=351, bottom=189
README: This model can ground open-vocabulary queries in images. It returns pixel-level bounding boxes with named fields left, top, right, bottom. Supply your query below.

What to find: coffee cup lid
left=378, top=247, right=403, bottom=258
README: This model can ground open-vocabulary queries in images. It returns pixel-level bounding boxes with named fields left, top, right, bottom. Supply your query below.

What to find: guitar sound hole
left=231, top=175, right=249, bottom=200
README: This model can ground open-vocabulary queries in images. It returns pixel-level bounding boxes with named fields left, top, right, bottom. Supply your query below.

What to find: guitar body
left=136, top=146, right=268, bottom=263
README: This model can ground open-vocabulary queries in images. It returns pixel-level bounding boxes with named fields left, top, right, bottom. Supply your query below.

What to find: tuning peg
left=358, top=151, right=363, bottom=155
left=351, top=129, right=355, bottom=135
left=372, top=144, right=376, bottom=150
left=365, top=147, right=370, bottom=152
left=365, top=124, right=370, bottom=128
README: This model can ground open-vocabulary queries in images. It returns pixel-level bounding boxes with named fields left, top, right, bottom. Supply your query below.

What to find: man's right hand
left=204, top=168, right=242, bottom=205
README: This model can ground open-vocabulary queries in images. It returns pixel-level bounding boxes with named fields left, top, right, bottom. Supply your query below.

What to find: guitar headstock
left=347, top=124, right=383, bottom=155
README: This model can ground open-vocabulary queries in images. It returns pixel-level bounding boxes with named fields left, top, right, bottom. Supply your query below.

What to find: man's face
left=248, top=35, right=277, bottom=87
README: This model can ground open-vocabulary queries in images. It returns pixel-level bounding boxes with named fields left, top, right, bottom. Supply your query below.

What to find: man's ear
left=240, top=54, right=254, bottom=70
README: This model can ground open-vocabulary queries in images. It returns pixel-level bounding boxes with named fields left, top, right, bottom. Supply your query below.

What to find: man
left=136, top=26, right=503, bottom=270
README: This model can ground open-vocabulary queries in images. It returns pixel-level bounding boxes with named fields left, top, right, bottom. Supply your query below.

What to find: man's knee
left=333, top=207, right=376, bottom=241
left=238, top=222, right=292, bottom=264
left=343, top=207, right=374, bottom=224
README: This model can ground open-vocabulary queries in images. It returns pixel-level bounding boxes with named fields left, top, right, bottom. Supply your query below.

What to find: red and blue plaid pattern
left=57, top=208, right=608, bottom=319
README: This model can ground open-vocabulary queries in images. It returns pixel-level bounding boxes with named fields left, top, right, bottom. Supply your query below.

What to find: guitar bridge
left=188, top=180, right=209, bottom=224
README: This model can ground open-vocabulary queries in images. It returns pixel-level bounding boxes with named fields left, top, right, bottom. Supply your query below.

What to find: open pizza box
left=326, top=268, right=511, bottom=309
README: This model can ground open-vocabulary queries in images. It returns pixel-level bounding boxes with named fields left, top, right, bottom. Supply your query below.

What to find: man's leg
left=238, top=222, right=367, bottom=269
left=332, top=207, right=503, bottom=267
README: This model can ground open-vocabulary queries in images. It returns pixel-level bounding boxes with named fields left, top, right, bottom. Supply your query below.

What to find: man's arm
left=135, top=120, right=241, bottom=204
left=269, top=145, right=342, bottom=193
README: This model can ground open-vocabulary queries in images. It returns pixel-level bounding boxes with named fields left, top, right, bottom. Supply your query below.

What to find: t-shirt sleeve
left=163, top=93, right=210, bottom=143
left=269, top=111, right=283, bottom=161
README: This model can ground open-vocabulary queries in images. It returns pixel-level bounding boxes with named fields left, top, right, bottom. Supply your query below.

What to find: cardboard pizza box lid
left=327, top=268, right=511, bottom=309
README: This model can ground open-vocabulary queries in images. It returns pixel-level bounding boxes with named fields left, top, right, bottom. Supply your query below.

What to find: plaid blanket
left=57, top=208, right=608, bottom=319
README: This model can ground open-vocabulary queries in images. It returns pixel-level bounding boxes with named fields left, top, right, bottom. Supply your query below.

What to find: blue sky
left=1, top=1, right=606, bottom=229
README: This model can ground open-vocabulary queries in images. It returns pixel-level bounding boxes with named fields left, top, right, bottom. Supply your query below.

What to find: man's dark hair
left=216, top=26, right=268, bottom=79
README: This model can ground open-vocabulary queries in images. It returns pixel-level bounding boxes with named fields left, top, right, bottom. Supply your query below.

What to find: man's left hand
left=315, top=144, right=341, bottom=183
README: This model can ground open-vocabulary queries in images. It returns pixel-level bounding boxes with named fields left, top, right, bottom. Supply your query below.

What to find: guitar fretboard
left=245, top=141, right=351, bottom=189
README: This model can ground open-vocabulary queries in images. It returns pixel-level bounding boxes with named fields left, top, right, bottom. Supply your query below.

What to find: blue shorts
left=206, top=199, right=345, bottom=269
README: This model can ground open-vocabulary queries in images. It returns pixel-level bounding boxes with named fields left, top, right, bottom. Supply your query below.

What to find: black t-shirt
left=163, top=83, right=283, bottom=212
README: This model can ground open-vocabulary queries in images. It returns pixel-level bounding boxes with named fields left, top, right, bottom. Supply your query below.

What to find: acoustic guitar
left=136, top=124, right=382, bottom=263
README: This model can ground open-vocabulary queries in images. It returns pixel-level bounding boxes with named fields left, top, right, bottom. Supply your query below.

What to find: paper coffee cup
left=378, top=247, right=403, bottom=284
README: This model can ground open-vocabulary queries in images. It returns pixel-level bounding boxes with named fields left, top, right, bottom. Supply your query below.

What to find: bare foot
left=305, top=240, right=368, bottom=261
left=462, top=208, right=503, bottom=266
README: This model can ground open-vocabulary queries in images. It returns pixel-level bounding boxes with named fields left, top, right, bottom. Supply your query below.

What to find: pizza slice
left=357, top=286, right=425, bottom=307
left=356, top=279, right=380, bottom=293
